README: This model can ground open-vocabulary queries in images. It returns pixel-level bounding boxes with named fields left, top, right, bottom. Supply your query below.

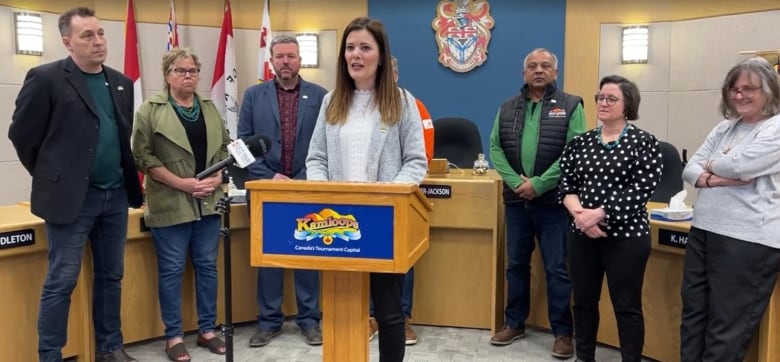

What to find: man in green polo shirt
left=488, top=48, right=585, bottom=359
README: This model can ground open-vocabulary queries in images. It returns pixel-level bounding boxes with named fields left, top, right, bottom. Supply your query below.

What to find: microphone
left=196, top=134, right=272, bottom=180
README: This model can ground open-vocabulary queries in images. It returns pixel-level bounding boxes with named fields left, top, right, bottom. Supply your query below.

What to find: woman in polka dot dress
left=680, top=57, right=780, bottom=361
left=558, top=75, right=662, bottom=362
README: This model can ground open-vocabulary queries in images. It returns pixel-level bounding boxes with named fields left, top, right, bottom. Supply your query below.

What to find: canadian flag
left=257, top=0, right=273, bottom=83
left=123, top=0, right=142, bottom=111
left=210, top=0, right=239, bottom=139
left=123, top=0, right=144, bottom=188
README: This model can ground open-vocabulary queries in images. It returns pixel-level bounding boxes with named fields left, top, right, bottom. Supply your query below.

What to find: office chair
left=650, top=141, right=685, bottom=203
left=432, top=117, right=483, bottom=168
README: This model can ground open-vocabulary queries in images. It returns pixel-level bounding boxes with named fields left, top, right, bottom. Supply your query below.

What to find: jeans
left=371, top=272, right=406, bottom=362
left=151, top=215, right=221, bottom=338
left=38, top=186, right=129, bottom=362
left=370, top=268, right=414, bottom=318
left=504, top=202, right=573, bottom=336
left=568, top=231, right=650, bottom=362
left=256, top=267, right=321, bottom=331
left=680, top=228, right=780, bottom=362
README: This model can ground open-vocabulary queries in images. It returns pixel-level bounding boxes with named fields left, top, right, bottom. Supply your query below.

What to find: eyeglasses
left=170, top=67, right=200, bottom=77
left=594, top=95, right=622, bottom=106
left=727, top=86, right=761, bottom=98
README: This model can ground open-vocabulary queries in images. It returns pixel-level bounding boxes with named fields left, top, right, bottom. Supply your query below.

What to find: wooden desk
left=413, top=170, right=505, bottom=333
left=0, top=205, right=91, bottom=361
left=526, top=202, right=779, bottom=361
left=1, top=169, right=501, bottom=357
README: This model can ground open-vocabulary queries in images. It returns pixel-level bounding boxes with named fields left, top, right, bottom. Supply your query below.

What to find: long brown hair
left=326, top=17, right=402, bottom=126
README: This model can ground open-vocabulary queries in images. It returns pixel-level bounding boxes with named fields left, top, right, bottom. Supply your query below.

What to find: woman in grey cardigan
left=306, top=17, right=426, bottom=362
left=680, top=57, right=780, bottom=361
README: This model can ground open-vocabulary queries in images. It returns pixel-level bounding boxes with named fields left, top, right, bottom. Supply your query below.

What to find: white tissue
left=668, top=190, right=689, bottom=210
left=650, top=190, right=693, bottom=221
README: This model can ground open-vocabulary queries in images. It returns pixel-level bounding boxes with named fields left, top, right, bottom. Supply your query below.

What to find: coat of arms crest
left=431, top=0, right=495, bottom=73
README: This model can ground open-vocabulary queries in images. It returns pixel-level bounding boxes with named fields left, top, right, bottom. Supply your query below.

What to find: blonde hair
left=161, top=47, right=201, bottom=90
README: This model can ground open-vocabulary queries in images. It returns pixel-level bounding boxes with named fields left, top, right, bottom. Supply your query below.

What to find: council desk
left=4, top=193, right=779, bottom=361
left=0, top=172, right=505, bottom=360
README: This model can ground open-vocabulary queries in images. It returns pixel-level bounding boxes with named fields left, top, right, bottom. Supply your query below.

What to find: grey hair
left=269, top=34, right=299, bottom=56
left=523, top=48, right=558, bottom=70
left=719, top=57, right=780, bottom=119
left=161, top=47, right=201, bottom=90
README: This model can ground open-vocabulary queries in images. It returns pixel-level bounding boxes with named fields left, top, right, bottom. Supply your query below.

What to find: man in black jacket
left=8, top=7, right=142, bottom=362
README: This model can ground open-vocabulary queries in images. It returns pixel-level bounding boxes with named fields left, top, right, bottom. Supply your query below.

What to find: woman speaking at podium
left=305, top=16, right=427, bottom=362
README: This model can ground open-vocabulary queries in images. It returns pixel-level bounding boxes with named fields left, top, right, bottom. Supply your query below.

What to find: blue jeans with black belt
left=503, top=202, right=573, bottom=337
left=38, top=186, right=129, bottom=362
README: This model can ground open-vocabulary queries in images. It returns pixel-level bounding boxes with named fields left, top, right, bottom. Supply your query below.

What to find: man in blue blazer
left=8, top=7, right=142, bottom=362
left=238, top=34, right=327, bottom=347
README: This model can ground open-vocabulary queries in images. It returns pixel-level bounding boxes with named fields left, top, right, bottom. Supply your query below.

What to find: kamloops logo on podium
left=261, top=202, right=394, bottom=259
left=0, top=228, right=35, bottom=250
left=294, top=208, right=362, bottom=246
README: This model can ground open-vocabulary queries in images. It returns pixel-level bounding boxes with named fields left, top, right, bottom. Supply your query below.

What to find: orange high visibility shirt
left=416, top=98, right=434, bottom=163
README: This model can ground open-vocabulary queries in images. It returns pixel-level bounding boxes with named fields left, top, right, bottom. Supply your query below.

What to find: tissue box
left=649, top=207, right=693, bottom=222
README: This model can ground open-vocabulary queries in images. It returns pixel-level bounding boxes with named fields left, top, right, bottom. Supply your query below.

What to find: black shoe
left=249, top=329, right=282, bottom=347
left=95, top=348, right=137, bottom=362
left=302, top=326, right=323, bottom=346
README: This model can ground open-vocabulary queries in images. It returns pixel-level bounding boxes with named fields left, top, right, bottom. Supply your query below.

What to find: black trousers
left=680, top=227, right=780, bottom=362
left=568, top=231, right=650, bottom=362
left=370, top=272, right=405, bottom=362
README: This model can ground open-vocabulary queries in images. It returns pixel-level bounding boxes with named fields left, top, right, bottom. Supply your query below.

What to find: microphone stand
left=214, top=170, right=235, bottom=362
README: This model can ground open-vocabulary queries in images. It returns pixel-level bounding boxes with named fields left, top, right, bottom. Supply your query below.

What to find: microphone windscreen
left=243, top=135, right=272, bottom=157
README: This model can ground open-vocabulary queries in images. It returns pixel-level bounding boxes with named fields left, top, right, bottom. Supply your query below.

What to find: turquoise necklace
left=597, top=123, right=629, bottom=149
left=169, top=94, right=201, bottom=122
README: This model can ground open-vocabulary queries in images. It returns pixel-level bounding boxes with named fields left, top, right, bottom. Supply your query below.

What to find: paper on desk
left=650, top=190, right=693, bottom=221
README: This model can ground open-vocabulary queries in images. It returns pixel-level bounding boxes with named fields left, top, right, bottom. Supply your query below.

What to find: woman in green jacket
left=131, top=47, right=230, bottom=362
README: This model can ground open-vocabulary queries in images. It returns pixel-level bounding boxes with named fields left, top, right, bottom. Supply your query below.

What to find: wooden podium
left=245, top=180, right=432, bottom=362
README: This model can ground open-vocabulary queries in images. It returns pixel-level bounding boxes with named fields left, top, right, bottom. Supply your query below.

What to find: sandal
left=164, top=341, right=191, bottom=362
left=197, top=334, right=227, bottom=355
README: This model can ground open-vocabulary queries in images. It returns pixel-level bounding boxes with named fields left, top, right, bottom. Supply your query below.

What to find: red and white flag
left=167, top=0, right=179, bottom=50
left=123, top=0, right=143, bottom=111
left=123, top=0, right=144, bottom=188
left=257, top=0, right=273, bottom=83
left=211, top=0, right=239, bottom=139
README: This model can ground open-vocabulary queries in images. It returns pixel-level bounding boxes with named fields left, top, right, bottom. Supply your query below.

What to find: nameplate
left=262, top=202, right=394, bottom=259
left=0, top=228, right=35, bottom=249
left=420, top=184, right=452, bottom=199
left=657, top=228, right=688, bottom=249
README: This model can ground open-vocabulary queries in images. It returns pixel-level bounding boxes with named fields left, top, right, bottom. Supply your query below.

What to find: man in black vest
left=488, top=48, right=585, bottom=359
left=8, top=7, right=142, bottom=362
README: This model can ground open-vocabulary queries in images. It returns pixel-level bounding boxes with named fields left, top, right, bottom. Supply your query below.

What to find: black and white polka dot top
left=559, top=124, right=662, bottom=238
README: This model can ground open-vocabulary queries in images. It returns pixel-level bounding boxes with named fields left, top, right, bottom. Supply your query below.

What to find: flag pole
left=214, top=2, right=236, bottom=360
